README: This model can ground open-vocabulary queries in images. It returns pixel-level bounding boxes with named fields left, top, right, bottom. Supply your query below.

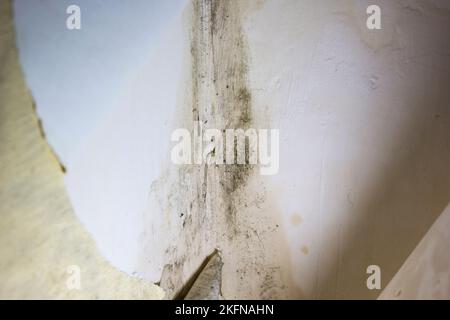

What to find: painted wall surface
left=243, top=0, right=450, bottom=299
left=13, top=0, right=188, bottom=166
left=14, top=0, right=450, bottom=299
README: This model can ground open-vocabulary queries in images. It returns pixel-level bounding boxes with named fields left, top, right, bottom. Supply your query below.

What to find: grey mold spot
left=144, top=0, right=300, bottom=299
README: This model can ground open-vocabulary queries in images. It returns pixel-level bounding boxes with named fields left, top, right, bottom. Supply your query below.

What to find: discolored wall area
left=9, top=0, right=450, bottom=299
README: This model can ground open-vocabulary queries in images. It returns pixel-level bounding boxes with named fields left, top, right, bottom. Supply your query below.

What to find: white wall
left=244, top=0, right=450, bottom=298
left=13, top=0, right=188, bottom=278
left=13, top=0, right=187, bottom=166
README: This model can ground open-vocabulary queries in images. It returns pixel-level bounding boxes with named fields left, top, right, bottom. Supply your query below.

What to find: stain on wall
left=146, top=0, right=301, bottom=299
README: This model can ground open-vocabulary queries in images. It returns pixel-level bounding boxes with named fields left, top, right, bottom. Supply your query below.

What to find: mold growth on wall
left=142, top=0, right=301, bottom=299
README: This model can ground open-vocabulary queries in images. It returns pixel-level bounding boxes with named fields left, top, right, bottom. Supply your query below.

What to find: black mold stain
left=149, top=0, right=302, bottom=299
left=191, top=0, right=256, bottom=235
left=157, top=0, right=262, bottom=298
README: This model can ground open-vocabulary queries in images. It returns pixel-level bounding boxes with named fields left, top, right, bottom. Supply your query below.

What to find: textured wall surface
left=243, top=0, right=450, bottom=299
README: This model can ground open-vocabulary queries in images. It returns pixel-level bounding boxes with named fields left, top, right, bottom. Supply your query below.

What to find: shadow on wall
left=315, top=17, right=450, bottom=298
